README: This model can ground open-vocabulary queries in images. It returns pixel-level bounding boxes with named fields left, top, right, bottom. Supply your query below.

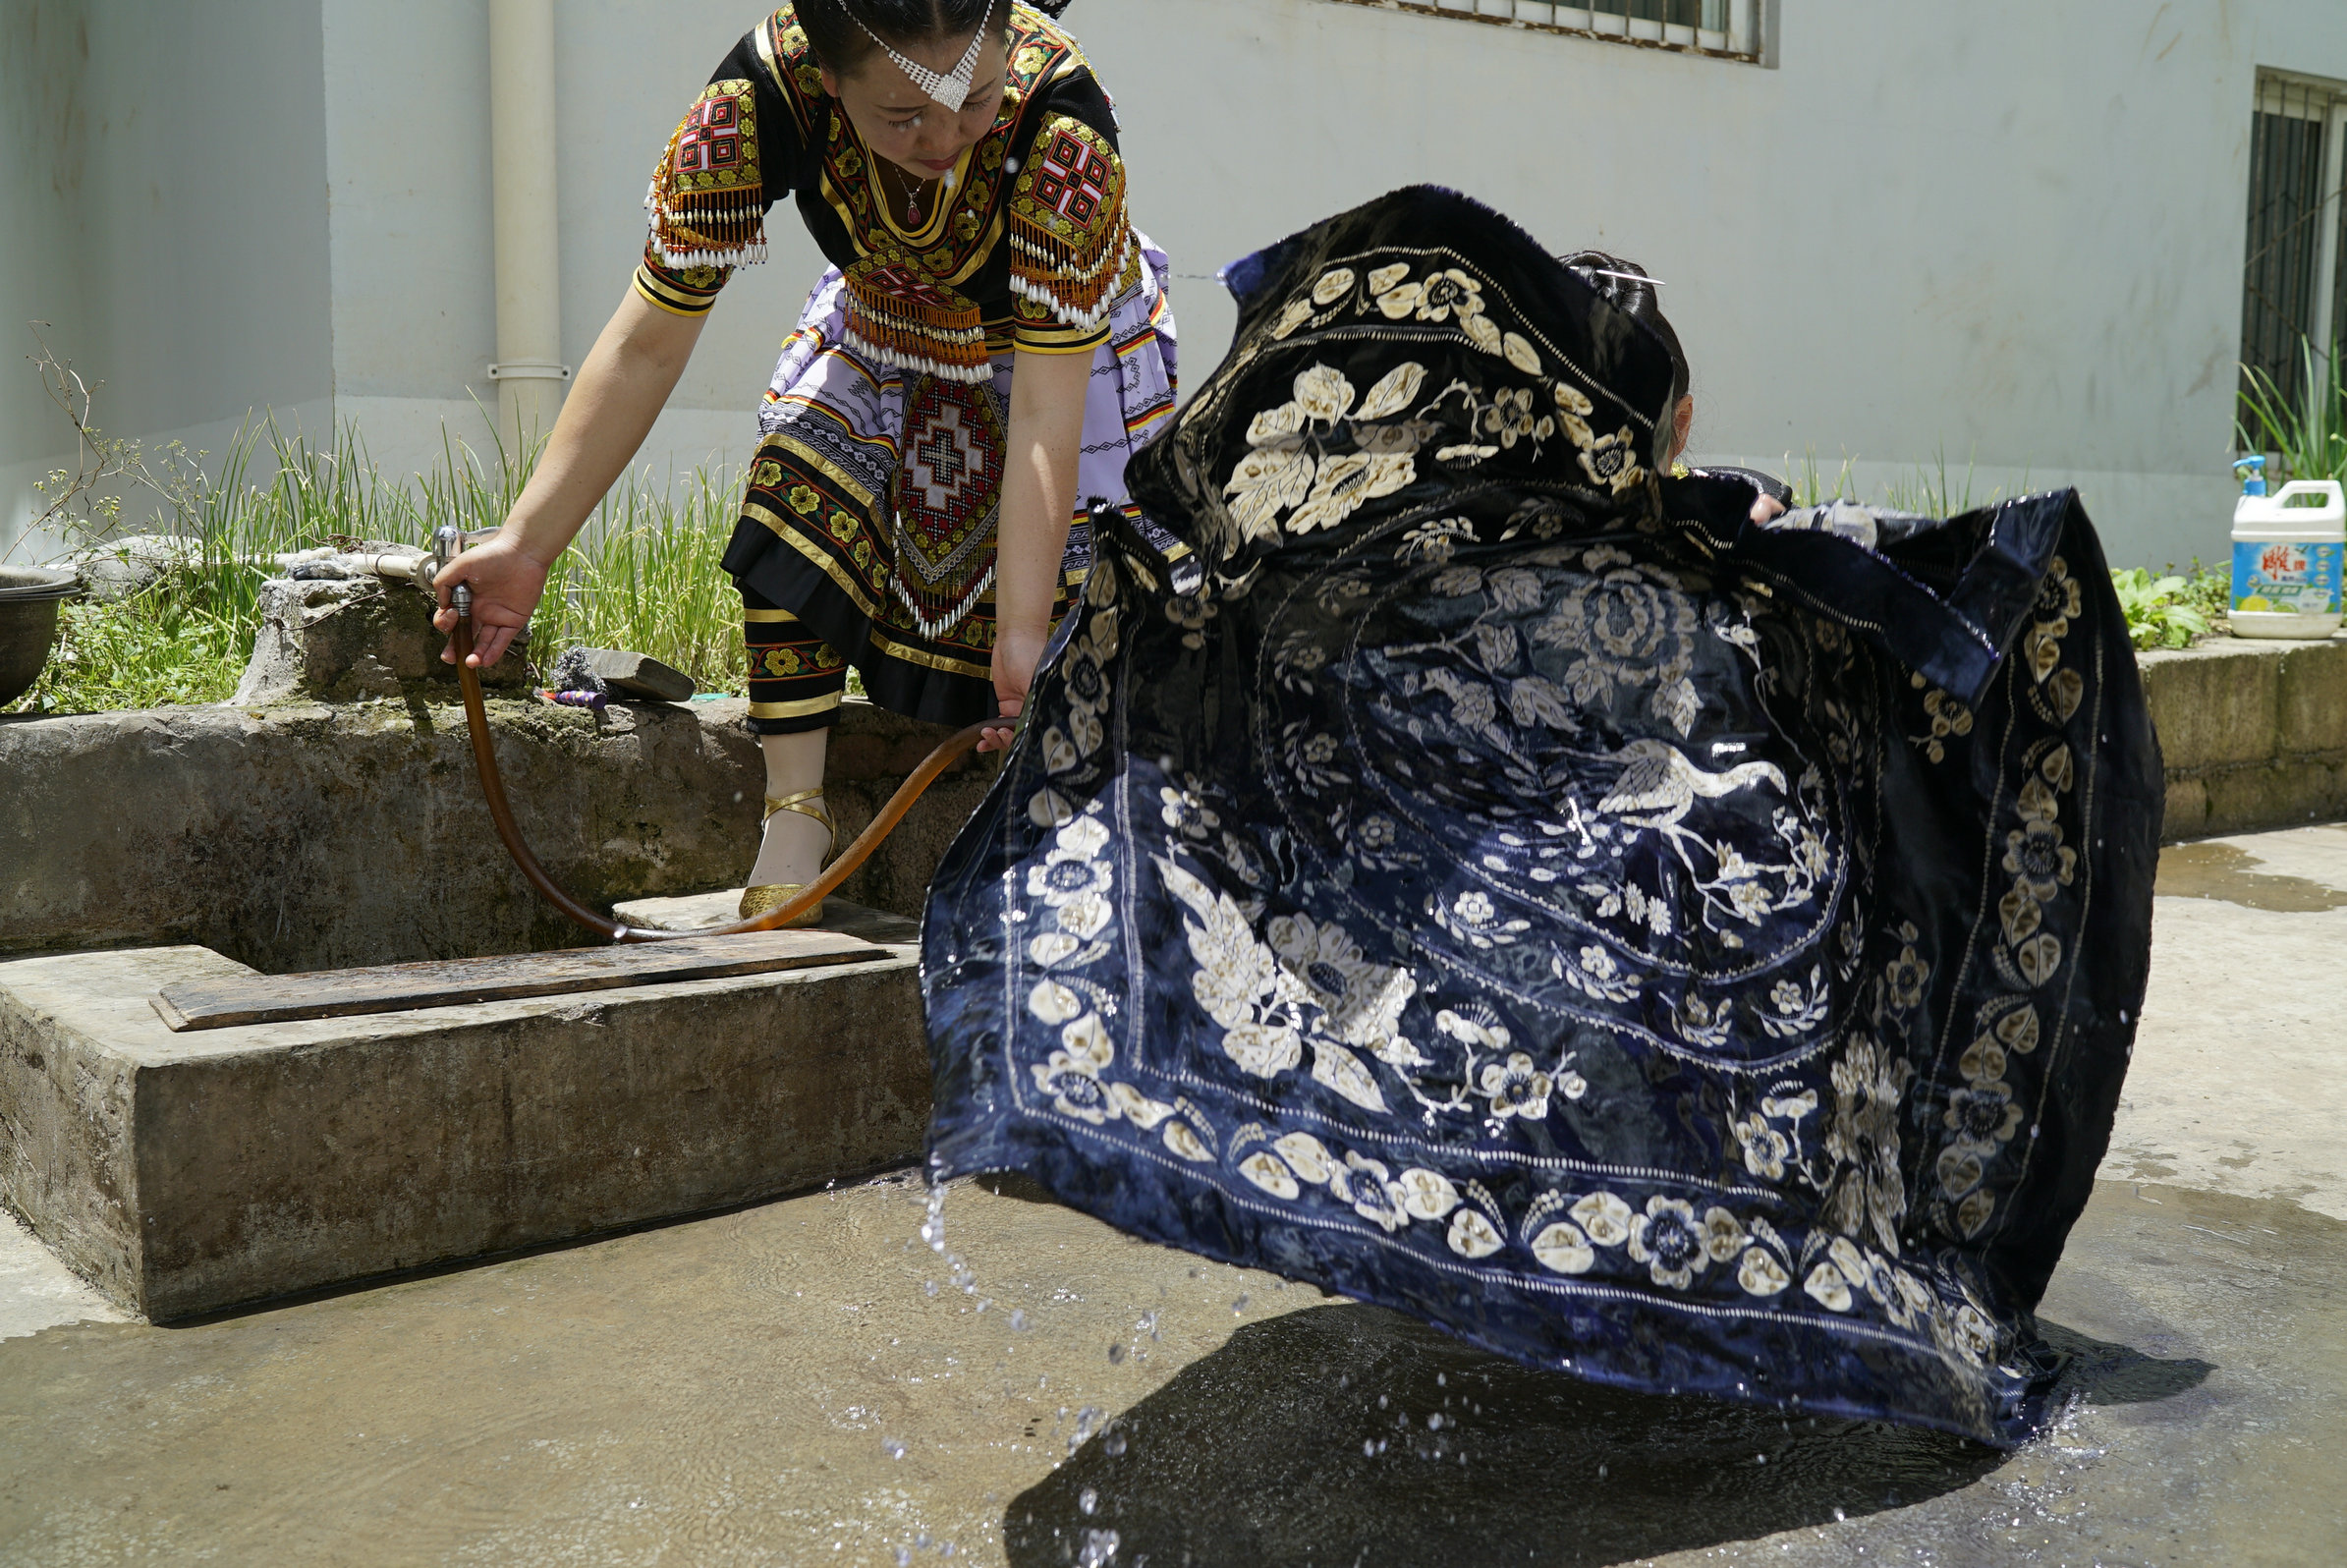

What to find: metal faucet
left=430, top=525, right=501, bottom=620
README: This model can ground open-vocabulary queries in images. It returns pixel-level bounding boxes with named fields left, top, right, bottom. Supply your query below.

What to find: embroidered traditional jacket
left=636, top=2, right=1139, bottom=382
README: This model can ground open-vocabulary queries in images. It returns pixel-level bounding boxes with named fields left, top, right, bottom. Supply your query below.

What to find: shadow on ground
left=1005, top=1303, right=2210, bottom=1568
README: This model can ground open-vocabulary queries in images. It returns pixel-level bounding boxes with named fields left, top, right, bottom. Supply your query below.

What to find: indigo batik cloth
left=922, top=187, right=2161, bottom=1447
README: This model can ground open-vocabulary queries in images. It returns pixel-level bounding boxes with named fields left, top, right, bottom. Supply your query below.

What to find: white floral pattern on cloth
left=927, top=196, right=2156, bottom=1450
left=1206, top=252, right=1659, bottom=567
left=1257, top=532, right=1855, bottom=1060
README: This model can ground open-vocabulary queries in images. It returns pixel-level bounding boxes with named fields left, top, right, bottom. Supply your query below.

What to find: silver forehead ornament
left=855, top=13, right=988, bottom=112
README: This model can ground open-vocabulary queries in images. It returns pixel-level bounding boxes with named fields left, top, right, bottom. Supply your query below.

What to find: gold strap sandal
left=739, top=787, right=837, bottom=928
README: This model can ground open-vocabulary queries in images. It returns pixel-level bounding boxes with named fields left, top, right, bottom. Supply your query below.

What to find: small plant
left=2165, top=558, right=2230, bottom=628
left=1776, top=445, right=2020, bottom=516
left=2239, top=338, right=2347, bottom=484
left=13, top=595, right=251, bottom=714
left=11, top=325, right=211, bottom=560
left=2109, top=568, right=2212, bottom=650
left=1781, top=447, right=1857, bottom=509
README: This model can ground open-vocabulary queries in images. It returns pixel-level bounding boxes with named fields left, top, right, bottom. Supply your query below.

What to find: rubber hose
left=453, top=617, right=986, bottom=944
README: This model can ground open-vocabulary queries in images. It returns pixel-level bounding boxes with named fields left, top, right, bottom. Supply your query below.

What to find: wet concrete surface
left=0, top=1210, right=121, bottom=1343
left=1, top=827, right=2343, bottom=1565
left=2153, top=839, right=2347, bottom=914
left=2114, top=823, right=2347, bottom=1221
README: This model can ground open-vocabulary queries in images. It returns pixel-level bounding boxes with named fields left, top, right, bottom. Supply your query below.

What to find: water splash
left=918, top=1180, right=981, bottom=1298
left=1079, top=1486, right=1098, bottom=1516
left=919, top=1183, right=947, bottom=1253
left=1078, top=1528, right=1121, bottom=1566
left=1068, top=1405, right=1106, bottom=1456
left=882, top=1437, right=909, bottom=1460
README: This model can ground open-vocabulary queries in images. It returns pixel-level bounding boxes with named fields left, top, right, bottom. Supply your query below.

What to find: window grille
left=1326, top=0, right=1767, bottom=65
left=2242, top=72, right=2347, bottom=411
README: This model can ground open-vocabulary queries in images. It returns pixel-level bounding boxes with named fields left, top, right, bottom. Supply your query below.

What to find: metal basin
left=0, top=566, right=81, bottom=707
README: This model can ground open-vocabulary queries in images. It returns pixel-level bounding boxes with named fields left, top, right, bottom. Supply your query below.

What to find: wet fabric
left=722, top=252, right=1179, bottom=730
left=921, top=187, right=2161, bottom=1446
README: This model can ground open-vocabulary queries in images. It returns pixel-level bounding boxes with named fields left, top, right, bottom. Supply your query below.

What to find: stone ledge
left=0, top=695, right=993, bottom=974
left=0, top=908, right=927, bottom=1320
left=2139, top=634, right=2347, bottom=839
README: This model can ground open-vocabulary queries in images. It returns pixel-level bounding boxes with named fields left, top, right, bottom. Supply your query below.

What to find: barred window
left=2242, top=72, right=2347, bottom=411
left=1327, top=1, right=1767, bottom=64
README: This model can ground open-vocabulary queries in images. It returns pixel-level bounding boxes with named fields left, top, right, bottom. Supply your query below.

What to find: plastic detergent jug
left=2230, top=459, right=2345, bottom=640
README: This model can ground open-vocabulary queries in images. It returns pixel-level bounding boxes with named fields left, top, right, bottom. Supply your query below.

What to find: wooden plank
left=152, top=929, right=884, bottom=1033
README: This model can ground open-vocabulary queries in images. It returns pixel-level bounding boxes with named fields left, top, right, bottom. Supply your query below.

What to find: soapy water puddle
left=2154, top=839, right=2347, bottom=912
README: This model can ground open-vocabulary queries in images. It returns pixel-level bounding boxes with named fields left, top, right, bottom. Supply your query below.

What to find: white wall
left=1066, top=0, right=2347, bottom=569
left=1, top=0, right=90, bottom=559
left=2, top=0, right=334, bottom=560
left=10, top=0, right=2347, bottom=569
left=316, top=0, right=820, bottom=490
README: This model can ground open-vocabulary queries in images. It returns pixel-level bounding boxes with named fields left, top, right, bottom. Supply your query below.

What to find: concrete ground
left=4, top=827, right=2345, bottom=1566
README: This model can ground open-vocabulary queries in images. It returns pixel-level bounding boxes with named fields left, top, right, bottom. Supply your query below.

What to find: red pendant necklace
left=890, top=162, right=932, bottom=227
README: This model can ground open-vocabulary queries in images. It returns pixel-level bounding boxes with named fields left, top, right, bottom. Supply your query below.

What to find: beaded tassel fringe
left=647, top=181, right=769, bottom=269
left=645, top=105, right=768, bottom=269
left=845, top=287, right=995, bottom=384
left=1008, top=222, right=1136, bottom=333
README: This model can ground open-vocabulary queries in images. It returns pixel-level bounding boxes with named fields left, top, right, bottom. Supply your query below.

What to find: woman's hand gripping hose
left=430, top=530, right=984, bottom=945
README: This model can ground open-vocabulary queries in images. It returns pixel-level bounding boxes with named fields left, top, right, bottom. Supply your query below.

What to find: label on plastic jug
left=2232, top=539, right=2342, bottom=615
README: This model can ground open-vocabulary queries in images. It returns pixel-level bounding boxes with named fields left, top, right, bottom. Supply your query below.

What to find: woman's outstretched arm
left=434, top=290, right=707, bottom=667
left=983, top=346, right=1091, bottom=752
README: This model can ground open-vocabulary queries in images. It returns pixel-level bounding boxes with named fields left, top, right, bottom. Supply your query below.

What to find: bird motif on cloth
left=1597, top=738, right=1790, bottom=830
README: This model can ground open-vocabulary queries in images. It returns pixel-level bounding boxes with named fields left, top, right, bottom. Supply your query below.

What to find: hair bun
left=1558, top=250, right=1658, bottom=315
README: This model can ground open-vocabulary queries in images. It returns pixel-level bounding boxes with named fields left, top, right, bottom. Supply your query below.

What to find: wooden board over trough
left=153, top=929, right=884, bottom=1032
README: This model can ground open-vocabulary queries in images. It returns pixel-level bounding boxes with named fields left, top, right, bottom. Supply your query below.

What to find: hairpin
left=854, top=10, right=988, bottom=112
left=1590, top=268, right=1667, bottom=287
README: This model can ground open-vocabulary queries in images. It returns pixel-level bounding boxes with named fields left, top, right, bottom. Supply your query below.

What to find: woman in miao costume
left=435, top=0, right=1177, bottom=923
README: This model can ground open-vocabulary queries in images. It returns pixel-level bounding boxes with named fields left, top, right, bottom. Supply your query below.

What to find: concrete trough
left=0, top=647, right=997, bottom=1321
left=0, top=903, right=929, bottom=1322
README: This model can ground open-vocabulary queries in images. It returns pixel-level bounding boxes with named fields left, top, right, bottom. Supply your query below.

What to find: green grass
left=25, top=374, right=2305, bottom=720
left=1778, top=445, right=2015, bottom=515
left=2240, top=338, right=2347, bottom=486
left=7, top=417, right=759, bottom=718
left=534, top=466, right=750, bottom=697
left=22, top=596, right=251, bottom=712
